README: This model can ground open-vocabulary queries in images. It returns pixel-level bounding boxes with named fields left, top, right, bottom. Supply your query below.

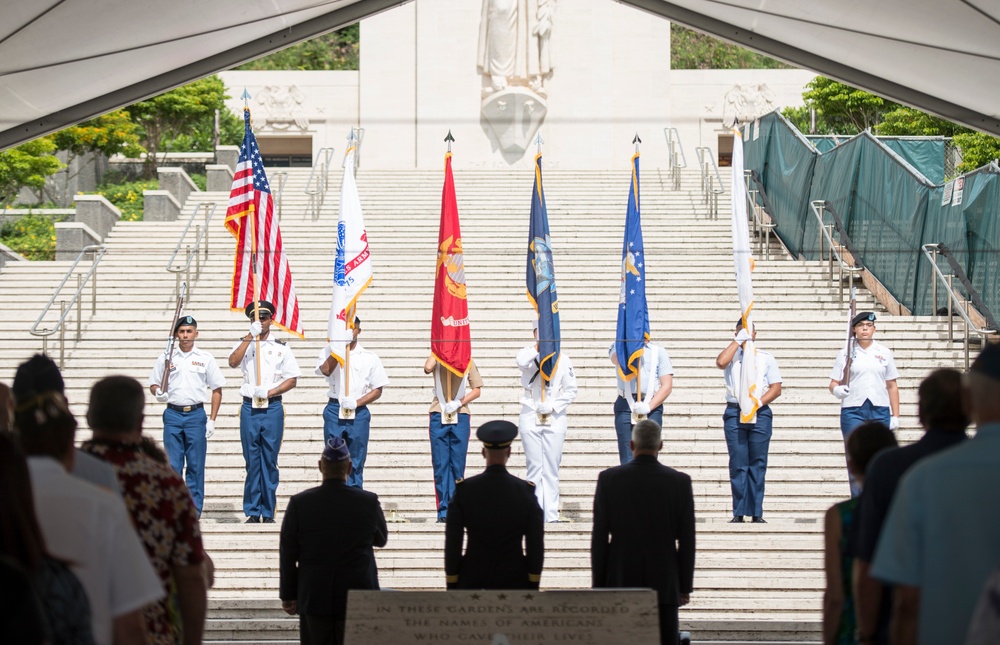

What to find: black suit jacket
left=279, top=479, right=388, bottom=618
left=444, top=464, right=544, bottom=590
left=591, top=454, right=696, bottom=605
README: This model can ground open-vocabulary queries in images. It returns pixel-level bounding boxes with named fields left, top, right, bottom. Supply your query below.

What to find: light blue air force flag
left=616, top=152, right=649, bottom=381
left=526, top=153, right=561, bottom=382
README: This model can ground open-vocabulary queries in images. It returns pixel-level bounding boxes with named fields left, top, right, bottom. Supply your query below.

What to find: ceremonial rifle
left=160, top=282, right=188, bottom=393
left=841, top=287, right=856, bottom=387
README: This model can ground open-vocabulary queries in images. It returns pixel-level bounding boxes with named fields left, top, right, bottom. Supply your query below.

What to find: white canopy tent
left=1, top=0, right=999, bottom=151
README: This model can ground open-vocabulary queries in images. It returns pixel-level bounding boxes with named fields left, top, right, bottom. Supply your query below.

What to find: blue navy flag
left=526, top=153, right=561, bottom=382
left=616, top=152, right=649, bottom=381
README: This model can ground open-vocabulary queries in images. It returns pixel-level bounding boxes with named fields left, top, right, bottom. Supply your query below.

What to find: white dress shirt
left=232, top=337, right=302, bottom=398
left=516, top=346, right=578, bottom=414
left=147, top=345, right=226, bottom=405
left=610, top=343, right=674, bottom=398
left=315, top=343, right=389, bottom=400
left=724, top=347, right=782, bottom=404
left=829, top=340, right=899, bottom=407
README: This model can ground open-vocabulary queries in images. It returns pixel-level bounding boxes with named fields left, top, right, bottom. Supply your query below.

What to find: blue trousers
left=323, top=400, right=371, bottom=489
left=428, top=412, right=471, bottom=520
left=613, top=396, right=664, bottom=464
left=240, top=399, right=284, bottom=519
left=840, top=399, right=890, bottom=497
left=162, top=406, right=207, bottom=515
left=723, top=404, right=773, bottom=517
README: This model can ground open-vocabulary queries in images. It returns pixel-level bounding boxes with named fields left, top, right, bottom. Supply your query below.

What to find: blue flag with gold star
left=526, top=153, right=560, bottom=382
left=616, top=152, right=649, bottom=381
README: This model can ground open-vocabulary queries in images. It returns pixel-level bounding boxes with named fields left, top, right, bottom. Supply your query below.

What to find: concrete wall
left=212, top=1, right=815, bottom=171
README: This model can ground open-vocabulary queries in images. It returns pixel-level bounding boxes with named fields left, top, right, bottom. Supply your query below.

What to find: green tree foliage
left=126, top=75, right=237, bottom=175
left=876, top=107, right=965, bottom=137
left=670, top=24, right=790, bottom=70
left=952, top=132, right=1000, bottom=174
left=0, top=212, right=67, bottom=261
left=798, top=77, right=899, bottom=134
left=236, top=26, right=359, bottom=70
left=780, top=105, right=830, bottom=135
left=94, top=178, right=158, bottom=222
left=0, top=138, right=63, bottom=206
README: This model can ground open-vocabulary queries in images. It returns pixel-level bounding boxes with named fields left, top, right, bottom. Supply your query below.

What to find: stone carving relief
left=723, top=83, right=777, bottom=126
left=254, top=85, right=309, bottom=131
left=477, top=0, right=554, bottom=157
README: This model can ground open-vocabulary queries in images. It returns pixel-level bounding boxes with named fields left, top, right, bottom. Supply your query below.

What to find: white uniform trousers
left=519, top=408, right=567, bottom=522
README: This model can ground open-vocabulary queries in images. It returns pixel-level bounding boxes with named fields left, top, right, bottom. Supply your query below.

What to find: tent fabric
left=745, top=112, right=1000, bottom=323
left=807, top=137, right=947, bottom=184
left=3, top=0, right=1000, bottom=149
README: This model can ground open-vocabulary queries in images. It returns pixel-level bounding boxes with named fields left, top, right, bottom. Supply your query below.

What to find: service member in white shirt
left=516, top=323, right=578, bottom=522
left=228, top=300, right=302, bottom=523
left=715, top=319, right=783, bottom=523
left=829, top=311, right=900, bottom=497
left=316, top=316, right=389, bottom=489
left=148, top=315, right=226, bottom=516
left=609, top=339, right=674, bottom=464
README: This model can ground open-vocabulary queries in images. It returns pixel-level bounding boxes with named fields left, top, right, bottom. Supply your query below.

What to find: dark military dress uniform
left=444, top=421, right=544, bottom=590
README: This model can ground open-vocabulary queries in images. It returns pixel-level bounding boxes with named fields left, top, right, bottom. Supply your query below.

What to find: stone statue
left=478, top=0, right=554, bottom=95
left=723, top=83, right=777, bottom=126
left=255, top=85, right=309, bottom=130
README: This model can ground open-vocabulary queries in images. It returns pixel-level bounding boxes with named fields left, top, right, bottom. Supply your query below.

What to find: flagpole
left=249, top=204, right=262, bottom=388
left=633, top=133, right=642, bottom=405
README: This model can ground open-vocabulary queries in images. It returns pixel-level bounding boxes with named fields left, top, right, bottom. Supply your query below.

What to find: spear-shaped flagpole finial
left=535, top=132, right=544, bottom=156
left=348, top=126, right=358, bottom=146
left=633, top=132, right=642, bottom=153
left=241, top=88, right=252, bottom=108
left=444, top=130, right=455, bottom=153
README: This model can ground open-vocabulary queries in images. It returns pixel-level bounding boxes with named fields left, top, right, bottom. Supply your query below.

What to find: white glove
left=443, top=400, right=461, bottom=415
left=634, top=402, right=652, bottom=415
left=833, top=385, right=850, bottom=400
left=252, top=385, right=270, bottom=400
left=340, top=397, right=357, bottom=411
left=889, top=416, right=900, bottom=431
left=154, top=388, right=169, bottom=403
left=205, top=420, right=215, bottom=439
left=536, top=401, right=554, bottom=415
left=734, top=329, right=752, bottom=343
left=249, top=321, right=263, bottom=337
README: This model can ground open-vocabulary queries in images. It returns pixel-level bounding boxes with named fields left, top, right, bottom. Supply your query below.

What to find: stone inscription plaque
left=344, top=589, right=659, bottom=644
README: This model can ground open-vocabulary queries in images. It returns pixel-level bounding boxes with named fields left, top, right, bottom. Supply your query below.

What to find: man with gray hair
left=591, top=419, right=696, bottom=645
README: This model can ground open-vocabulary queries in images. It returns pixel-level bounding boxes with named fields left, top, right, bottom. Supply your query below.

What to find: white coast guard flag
left=327, top=146, right=373, bottom=366
left=731, top=129, right=760, bottom=423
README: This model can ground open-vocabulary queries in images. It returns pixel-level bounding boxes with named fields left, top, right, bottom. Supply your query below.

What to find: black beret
left=173, top=315, right=197, bottom=334
left=971, top=343, right=1000, bottom=381
left=244, top=300, right=275, bottom=319
left=852, top=311, right=876, bottom=327
left=476, top=420, right=518, bottom=449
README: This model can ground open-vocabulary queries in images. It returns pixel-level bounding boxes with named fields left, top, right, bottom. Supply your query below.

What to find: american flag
left=224, top=109, right=303, bottom=338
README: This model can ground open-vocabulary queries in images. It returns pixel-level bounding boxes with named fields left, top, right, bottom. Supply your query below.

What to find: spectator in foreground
left=279, top=437, right=387, bottom=645
left=591, top=419, right=695, bottom=645
left=871, top=343, right=1000, bottom=644
left=82, top=376, right=207, bottom=645
left=822, top=421, right=896, bottom=645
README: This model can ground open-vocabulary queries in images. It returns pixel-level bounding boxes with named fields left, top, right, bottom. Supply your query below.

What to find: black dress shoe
left=729, top=516, right=744, bottom=523
left=751, top=516, right=767, bottom=524
left=245, top=516, right=260, bottom=524
left=436, top=518, right=446, bottom=524
left=262, top=517, right=275, bottom=524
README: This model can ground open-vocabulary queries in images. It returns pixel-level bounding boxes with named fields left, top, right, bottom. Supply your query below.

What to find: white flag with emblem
left=327, top=146, right=373, bottom=366
left=731, top=129, right=760, bottom=423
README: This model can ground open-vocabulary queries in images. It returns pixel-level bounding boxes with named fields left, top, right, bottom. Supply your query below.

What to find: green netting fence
left=743, top=112, right=1000, bottom=322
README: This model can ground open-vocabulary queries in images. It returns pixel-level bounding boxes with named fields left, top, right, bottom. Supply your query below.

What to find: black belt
left=727, top=402, right=770, bottom=411
left=167, top=403, right=203, bottom=413
left=243, top=396, right=282, bottom=404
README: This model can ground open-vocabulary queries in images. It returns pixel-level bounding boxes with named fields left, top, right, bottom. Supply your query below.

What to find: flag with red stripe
left=431, top=151, right=471, bottom=376
left=224, top=109, right=303, bottom=338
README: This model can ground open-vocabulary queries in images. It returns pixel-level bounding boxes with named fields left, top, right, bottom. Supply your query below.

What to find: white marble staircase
left=0, top=165, right=970, bottom=642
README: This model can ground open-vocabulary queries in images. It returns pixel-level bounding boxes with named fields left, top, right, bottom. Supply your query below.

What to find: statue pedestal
left=481, top=86, right=547, bottom=155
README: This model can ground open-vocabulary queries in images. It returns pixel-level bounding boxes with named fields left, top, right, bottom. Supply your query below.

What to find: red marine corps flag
left=225, top=107, right=303, bottom=338
left=431, top=139, right=471, bottom=377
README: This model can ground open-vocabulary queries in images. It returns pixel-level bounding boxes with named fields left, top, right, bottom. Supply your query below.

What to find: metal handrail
left=809, top=200, right=864, bottom=306
left=694, top=146, right=725, bottom=219
left=922, top=243, right=997, bottom=370
left=272, top=171, right=288, bottom=221
left=29, top=244, right=107, bottom=368
left=743, top=170, right=779, bottom=261
left=166, top=202, right=217, bottom=298
left=305, top=147, right=336, bottom=221
left=663, top=127, right=687, bottom=191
